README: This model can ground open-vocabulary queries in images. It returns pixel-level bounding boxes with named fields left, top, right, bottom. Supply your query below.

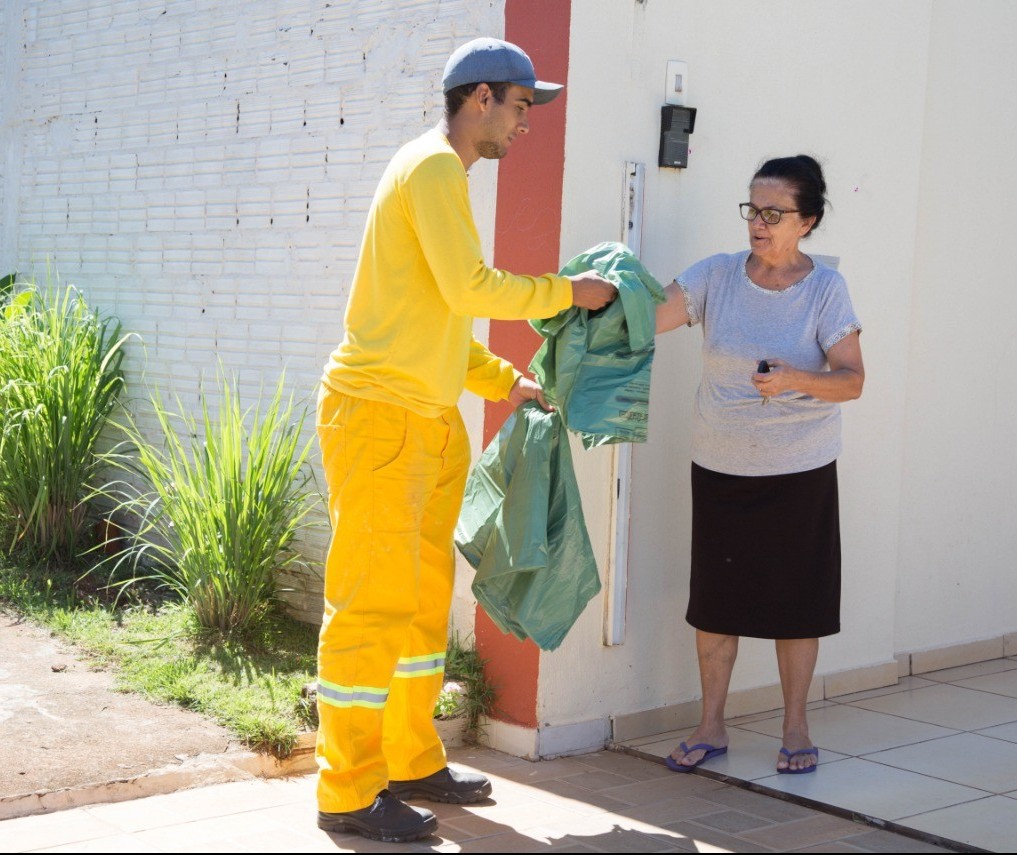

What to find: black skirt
left=686, top=461, right=841, bottom=639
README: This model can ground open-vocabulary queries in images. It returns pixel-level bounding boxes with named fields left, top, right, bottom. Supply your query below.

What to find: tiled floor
left=620, top=656, right=1017, bottom=853
left=5, top=660, right=1016, bottom=853
left=1, top=746, right=956, bottom=853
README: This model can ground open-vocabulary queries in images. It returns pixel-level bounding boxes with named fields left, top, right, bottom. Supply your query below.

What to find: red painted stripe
left=475, top=0, right=572, bottom=730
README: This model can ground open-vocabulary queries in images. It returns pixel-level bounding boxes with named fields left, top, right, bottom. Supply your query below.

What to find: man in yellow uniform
left=315, top=37, right=616, bottom=843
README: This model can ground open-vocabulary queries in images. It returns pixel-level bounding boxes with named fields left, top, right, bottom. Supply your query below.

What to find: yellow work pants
left=314, top=386, right=470, bottom=813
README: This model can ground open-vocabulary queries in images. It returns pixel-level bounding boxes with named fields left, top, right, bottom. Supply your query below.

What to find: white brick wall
left=3, top=0, right=505, bottom=622
left=1, top=1, right=23, bottom=272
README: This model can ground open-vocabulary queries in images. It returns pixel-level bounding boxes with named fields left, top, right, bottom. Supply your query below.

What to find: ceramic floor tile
left=619, top=728, right=691, bottom=749
left=975, top=720, right=1017, bottom=744
left=613, top=793, right=729, bottom=826
left=953, top=667, right=1017, bottom=699
left=26, top=833, right=164, bottom=853
left=84, top=778, right=291, bottom=833
left=689, top=807, right=775, bottom=834
left=494, top=806, right=691, bottom=844
left=919, top=657, right=1017, bottom=683
left=690, top=784, right=818, bottom=823
left=513, top=778, right=634, bottom=815
left=735, top=701, right=957, bottom=756
left=260, top=774, right=317, bottom=798
left=750, top=757, right=983, bottom=821
left=626, top=735, right=692, bottom=758
left=738, top=813, right=884, bottom=850
left=657, top=820, right=774, bottom=853
left=826, top=675, right=937, bottom=704
left=439, top=829, right=560, bottom=852
left=725, top=709, right=786, bottom=727
left=862, top=731, right=1017, bottom=793
left=0, top=809, right=124, bottom=852
left=839, top=828, right=958, bottom=853
left=126, top=809, right=297, bottom=852
left=255, top=799, right=327, bottom=829
left=847, top=683, right=1017, bottom=730
left=457, top=799, right=598, bottom=834
left=440, top=810, right=533, bottom=841
left=635, top=726, right=848, bottom=782
left=590, top=772, right=727, bottom=807
left=212, top=827, right=344, bottom=853
left=899, top=795, right=1017, bottom=851
left=449, top=748, right=529, bottom=773
left=493, top=756, right=595, bottom=784
left=570, top=750, right=674, bottom=780
left=560, top=827, right=694, bottom=854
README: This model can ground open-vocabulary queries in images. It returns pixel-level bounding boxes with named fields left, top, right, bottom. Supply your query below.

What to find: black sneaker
left=389, top=766, right=493, bottom=804
left=317, top=789, right=437, bottom=842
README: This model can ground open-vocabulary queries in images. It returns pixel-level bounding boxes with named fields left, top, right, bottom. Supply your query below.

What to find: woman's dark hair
left=444, top=81, right=509, bottom=118
left=752, top=155, right=828, bottom=236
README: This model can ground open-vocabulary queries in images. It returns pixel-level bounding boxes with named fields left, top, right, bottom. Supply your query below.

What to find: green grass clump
left=438, top=631, right=497, bottom=734
left=98, top=368, right=320, bottom=636
left=0, top=280, right=130, bottom=562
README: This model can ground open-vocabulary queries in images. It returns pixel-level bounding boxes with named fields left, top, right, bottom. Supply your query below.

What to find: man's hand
left=569, top=270, right=617, bottom=310
left=508, top=376, right=553, bottom=411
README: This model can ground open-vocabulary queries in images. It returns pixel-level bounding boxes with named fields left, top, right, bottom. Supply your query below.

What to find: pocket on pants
left=369, top=405, right=442, bottom=534
left=316, top=386, right=350, bottom=495
left=369, top=406, right=408, bottom=474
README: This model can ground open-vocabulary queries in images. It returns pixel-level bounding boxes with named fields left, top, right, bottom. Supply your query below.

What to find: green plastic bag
left=456, top=242, right=664, bottom=650
left=455, top=401, right=600, bottom=652
left=529, top=241, right=666, bottom=448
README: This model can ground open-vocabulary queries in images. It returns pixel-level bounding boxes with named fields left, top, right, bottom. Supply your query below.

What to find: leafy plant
left=98, top=368, right=320, bottom=635
left=1, top=272, right=17, bottom=304
left=0, top=280, right=131, bottom=562
left=437, top=631, right=496, bottom=734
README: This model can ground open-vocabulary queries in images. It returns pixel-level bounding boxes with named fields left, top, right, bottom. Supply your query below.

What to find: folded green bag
left=530, top=241, right=666, bottom=448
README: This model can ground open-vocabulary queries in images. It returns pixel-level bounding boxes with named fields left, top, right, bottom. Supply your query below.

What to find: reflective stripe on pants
left=314, top=386, right=470, bottom=812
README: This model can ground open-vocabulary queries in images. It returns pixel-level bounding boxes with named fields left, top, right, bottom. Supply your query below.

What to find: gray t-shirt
left=678, top=251, right=861, bottom=477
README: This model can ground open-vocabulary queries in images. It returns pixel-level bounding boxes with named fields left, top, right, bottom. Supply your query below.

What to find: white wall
left=1, top=1, right=22, bottom=273
left=896, top=1, right=1017, bottom=652
left=0, top=0, right=503, bottom=627
left=542, top=0, right=968, bottom=728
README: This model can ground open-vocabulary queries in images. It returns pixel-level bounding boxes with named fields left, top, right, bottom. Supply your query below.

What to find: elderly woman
left=656, top=155, right=864, bottom=774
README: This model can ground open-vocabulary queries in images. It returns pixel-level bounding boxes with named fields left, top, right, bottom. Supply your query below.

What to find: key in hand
left=757, top=359, right=770, bottom=405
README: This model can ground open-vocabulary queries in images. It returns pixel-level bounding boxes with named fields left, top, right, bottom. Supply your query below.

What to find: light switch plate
left=665, top=60, right=688, bottom=106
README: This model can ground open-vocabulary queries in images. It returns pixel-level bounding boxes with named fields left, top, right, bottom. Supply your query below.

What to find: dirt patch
left=0, top=613, right=243, bottom=802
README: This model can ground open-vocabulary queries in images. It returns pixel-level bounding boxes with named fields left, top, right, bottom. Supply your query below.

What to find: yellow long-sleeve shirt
left=323, top=129, right=572, bottom=418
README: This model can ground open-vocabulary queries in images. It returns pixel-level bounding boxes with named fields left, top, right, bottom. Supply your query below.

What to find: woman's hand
left=753, top=358, right=796, bottom=402
left=508, top=376, right=554, bottom=411
left=753, top=334, right=865, bottom=404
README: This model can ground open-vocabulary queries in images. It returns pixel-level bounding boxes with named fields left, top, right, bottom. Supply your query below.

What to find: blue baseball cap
left=442, top=37, right=563, bottom=105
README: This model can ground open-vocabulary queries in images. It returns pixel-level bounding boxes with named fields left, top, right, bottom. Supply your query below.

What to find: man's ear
left=473, top=82, right=492, bottom=110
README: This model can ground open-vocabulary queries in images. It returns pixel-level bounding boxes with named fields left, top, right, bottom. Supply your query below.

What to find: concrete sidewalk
left=0, top=615, right=244, bottom=809
left=0, top=746, right=961, bottom=853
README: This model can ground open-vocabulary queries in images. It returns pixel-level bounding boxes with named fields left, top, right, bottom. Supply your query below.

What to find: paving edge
left=0, top=735, right=317, bottom=822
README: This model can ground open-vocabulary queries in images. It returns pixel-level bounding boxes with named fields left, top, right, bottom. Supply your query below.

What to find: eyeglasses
left=739, top=203, right=800, bottom=225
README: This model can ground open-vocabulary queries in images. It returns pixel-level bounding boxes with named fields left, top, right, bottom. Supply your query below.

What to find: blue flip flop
left=778, top=746, right=819, bottom=774
left=664, top=741, right=728, bottom=773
